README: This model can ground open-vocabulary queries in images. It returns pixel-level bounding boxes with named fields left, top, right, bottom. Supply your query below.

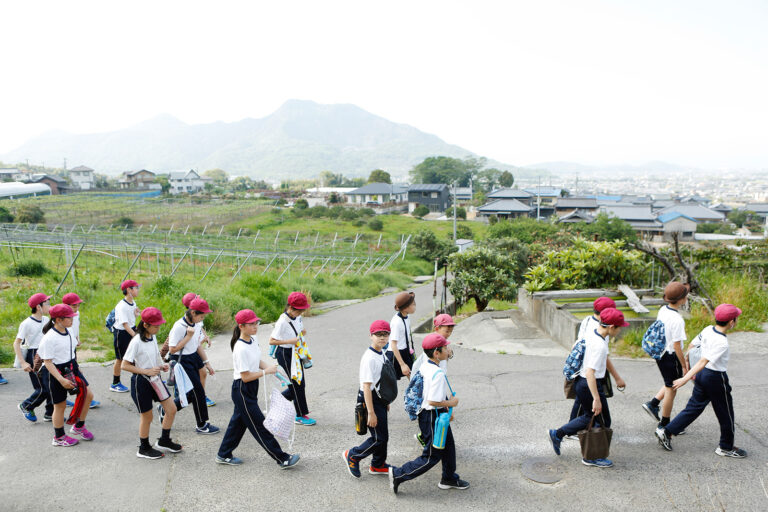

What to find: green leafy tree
left=446, top=206, right=467, bottom=220
left=412, top=205, right=429, bottom=218
left=410, top=157, right=469, bottom=186
left=498, top=170, right=515, bottom=188
left=488, top=218, right=561, bottom=244
left=203, top=168, right=229, bottom=184
left=367, top=169, right=391, bottom=184
left=448, top=244, right=527, bottom=311
left=452, top=224, right=473, bottom=239
left=697, top=223, right=735, bottom=235
left=410, top=229, right=457, bottom=267
left=368, top=218, right=384, bottom=231
left=475, top=168, right=501, bottom=192
left=570, top=213, right=638, bottom=243
left=728, top=209, right=750, bottom=228
left=232, top=176, right=257, bottom=191
left=294, top=198, right=309, bottom=209
left=0, top=206, right=14, bottom=222
left=15, top=205, right=45, bottom=224
left=155, top=175, right=171, bottom=194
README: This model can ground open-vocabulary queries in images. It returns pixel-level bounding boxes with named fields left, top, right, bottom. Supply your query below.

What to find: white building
left=168, top=170, right=210, bottom=194
left=67, top=165, right=95, bottom=190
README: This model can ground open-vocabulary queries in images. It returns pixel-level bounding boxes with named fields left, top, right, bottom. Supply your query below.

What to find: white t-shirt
left=123, top=334, right=162, bottom=369
left=114, top=298, right=138, bottom=331
left=657, top=305, right=687, bottom=354
left=16, top=316, right=48, bottom=349
left=38, top=327, right=76, bottom=364
left=71, top=313, right=80, bottom=343
left=577, top=315, right=609, bottom=344
left=168, top=317, right=203, bottom=355
left=421, top=360, right=450, bottom=410
left=270, top=313, right=303, bottom=347
left=359, top=347, right=387, bottom=391
left=578, top=329, right=609, bottom=379
left=387, top=313, right=412, bottom=352
left=232, top=337, right=262, bottom=380
left=699, top=326, right=730, bottom=372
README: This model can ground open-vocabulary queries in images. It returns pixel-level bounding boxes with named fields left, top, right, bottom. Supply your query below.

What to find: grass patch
left=455, top=298, right=516, bottom=322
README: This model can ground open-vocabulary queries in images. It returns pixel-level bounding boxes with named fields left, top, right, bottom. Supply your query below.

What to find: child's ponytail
left=230, top=325, right=241, bottom=351
left=42, top=318, right=55, bottom=334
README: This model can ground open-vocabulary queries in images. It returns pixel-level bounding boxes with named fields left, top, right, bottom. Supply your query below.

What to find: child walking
left=216, top=309, right=300, bottom=468
left=15, top=293, right=53, bottom=422
left=122, top=307, right=183, bottom=459
left=269, top=292, right=315, bottom=426
left=387, top=291, right=416, bottom=380
left=389, top=333, right=469, bottom=495
left=655, top=304, right=747, bottom=458
left=39, top=304, right=95, bottom=446
left=548, top=308, right=628, bottom=468
left=343, top=320, right=393, bottom=478
left=111, top=279, right=141, bottom=393
left=642, top=282, right=689, bottom=429
left=62, top=292, right=100, bottom=409
left=182, top=292, right=216, bottom=408
left=163, top=298, right=220, bottom=435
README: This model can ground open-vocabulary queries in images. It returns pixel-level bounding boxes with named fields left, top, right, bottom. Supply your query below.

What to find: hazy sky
left=2, top=0, right=767, bottom=169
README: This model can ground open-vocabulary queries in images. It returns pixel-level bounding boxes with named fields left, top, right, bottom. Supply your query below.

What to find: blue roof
left=523, top=187, right=564, bottom=197
left=657, top=212, right=697, bottom=224
left=597, top=195, right=622, bottom=202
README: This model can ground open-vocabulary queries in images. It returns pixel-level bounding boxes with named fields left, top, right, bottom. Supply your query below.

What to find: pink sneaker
left=71, top=425, right=94, bottom=441
left=52, top=435, right=79, bottom=447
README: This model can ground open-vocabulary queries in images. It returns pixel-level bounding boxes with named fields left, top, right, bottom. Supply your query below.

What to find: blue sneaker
left=215, top=455, right=243, bottom=465
left=342, top=450, right=361, bottom=478
left=196, top=423, right=221, bottom=435
left=110, top=383, right=129, bottom=393
left=548, top=429, right=562, bottom=456
left=19, top=403, right=37, bottom=422
left=0, top=374, right=8, bottom=385
left=582, top=458, right=613, bottom=468
left=66, top=400, right=74, bottom=407
left=279, top=453, right=300, bottom=470
left=205, top=396, right=216, bottom=407
left=295, top=415, right=317, bottom=426
left=89, top=400, right=101, bottom=409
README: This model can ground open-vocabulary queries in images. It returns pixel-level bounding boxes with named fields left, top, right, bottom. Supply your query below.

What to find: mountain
left=2, top=100, right=508, bottom=179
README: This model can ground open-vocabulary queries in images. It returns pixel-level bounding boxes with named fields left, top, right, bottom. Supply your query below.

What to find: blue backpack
left=105, top=309, right=116, bottom=332
left=642, top=320, right=667, bottom=360
left=403, top=371, right=424, bottom=420
left=563, top=339, right=586, bottom=381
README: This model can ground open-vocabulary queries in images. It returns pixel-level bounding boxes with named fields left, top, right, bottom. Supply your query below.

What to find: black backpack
left=376, top=359, right=398, bottom=405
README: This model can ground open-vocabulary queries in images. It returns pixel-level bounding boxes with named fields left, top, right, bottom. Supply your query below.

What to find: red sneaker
left=369, top=464, right=391, bottom=475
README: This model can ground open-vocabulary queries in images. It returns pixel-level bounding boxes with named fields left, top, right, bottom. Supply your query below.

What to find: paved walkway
left=2, top=281, right=767, bottom=511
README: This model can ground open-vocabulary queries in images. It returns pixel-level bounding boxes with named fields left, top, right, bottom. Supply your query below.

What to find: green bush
left=15, top=205, right=45, bottom=224
left=0, top=206, right=13, bottom=222
left=368, top=218, right=384, bottom=231
left=9, top=260, right=50, bottom=277
left=412, top=205, right=429, bottom=218
left=410, top=229, right=457, bottom=267
left=114, top=216, right=134, bottom=227
left=448, top=244, right=527, bottom=311
left=488, top=218, right=561, bottom=244
left=446, top=206, right=466, bottom=220
left=488, top=214, right=498, bottom=225
left=294, top=198, right=309, bottom=209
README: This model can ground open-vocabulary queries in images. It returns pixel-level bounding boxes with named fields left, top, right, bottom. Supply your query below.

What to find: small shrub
left=0, top=206, right=13, bottom=222
left=412, top=205, right=429, bottom=218
left=446, top=206, right=467, bottom=220
left=294, top=198, right=309, bottom=209
left=488, top=214, right=498, bottom=225
left=352, top=219, right=364, bottom=227
left=115, top=216, right=134, bottom=227
left=15, top=205, right=45, bottom=224
left=368, top=218, right=384, bottom=231
left=9, top=260, right=50, bottom=277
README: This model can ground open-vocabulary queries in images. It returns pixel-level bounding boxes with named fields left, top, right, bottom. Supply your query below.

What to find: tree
left=475, top=168, right=502, bottom=192
left=294, top=198, right=309, bottom=209
left=328, top=192, right=342, bottom=204
left=453, top=224, right=473, bottom=239
left=728, top=209, right=750, bottom=228
left=0, top=206, right=14, bottom=222
left=498, top=170, right=515, bottom=188
left=368, top=218, right=384, bottom=231
left=412, top=205, right=429, bottom=218
left=448, top=244, right=526, bottom=311
left=16, top=205, right=45, bottom=224
left=410, top=156, right=472, bottom=186
left=155, top=176, right=171, bottom=194
left=571, top=213, right=638, bottom=243
left=446, top=206, right=467, bottom=220
left=368, top=169, right=391, bottom=184
left=410, top=229, right=457, bottom=267
left=232, top=176, right=256, bottom=191
left=203, top=168, right=229, bottom=184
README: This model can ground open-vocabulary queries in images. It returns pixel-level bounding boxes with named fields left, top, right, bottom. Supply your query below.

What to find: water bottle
left=432, top=408, right=452, bottom=449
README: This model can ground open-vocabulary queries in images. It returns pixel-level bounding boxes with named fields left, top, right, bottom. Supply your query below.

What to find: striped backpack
left=563, top=339, right=586, bottom=381
left=642, top=320, right=667, bottom=360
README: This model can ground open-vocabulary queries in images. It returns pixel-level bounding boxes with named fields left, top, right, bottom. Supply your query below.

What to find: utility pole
left=452, top=181, right=457, bottom=241
left=536, top=175, right=541, bottom=220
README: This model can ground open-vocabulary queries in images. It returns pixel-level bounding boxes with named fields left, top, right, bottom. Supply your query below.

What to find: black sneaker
left=438, top=478, right=470, bottom=490
left=342, top=450, right=361, bottom=478
left=155, top=438, right=183, bottom=453
left=137, top=445, right=165, bottom=459
left=655, top=427, right=672, bottom=451
left=279, top=453, right=300, bottom=469
left=43, top=413, right=53, bottom=422
left=715, top=446, right=747, bottom=458
left=642, top=401, right=661, bottom=422
left=388, top=466, right=401, bottom=495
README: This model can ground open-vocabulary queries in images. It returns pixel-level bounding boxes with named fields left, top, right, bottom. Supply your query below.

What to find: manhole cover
left=521, top=457, right=565, bottom=484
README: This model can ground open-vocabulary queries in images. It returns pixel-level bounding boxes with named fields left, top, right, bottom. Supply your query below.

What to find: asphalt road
left=2, top=281, right=767, bottom=511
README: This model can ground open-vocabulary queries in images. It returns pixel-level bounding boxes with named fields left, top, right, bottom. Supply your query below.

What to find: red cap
left=62, top=293, right=83, bottom=305
left=422, top=333, right=450, bottom=350
left=28, top=293, right=51, bottom=309
left=49, top=304, right=76, bottom=319
left=189, top=298, right=212, bottom=314
left=714, top=304, right=742, bottom=323
left=287, top=292, right=309, bottom=310
left=600, top=308, right=629, bottom=327
left=433, top=314, right=456, bottom=327
left=235, top=309, right=261, bottom=325
left=182, top=292, right=199, bottom=308
left=141, top=307, right=166, bottom=326
left=121, top=279, right=139, bottom=291
left=369, top=320, right=391, bottom=334
left=593, top=297, right=616, bottom=313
